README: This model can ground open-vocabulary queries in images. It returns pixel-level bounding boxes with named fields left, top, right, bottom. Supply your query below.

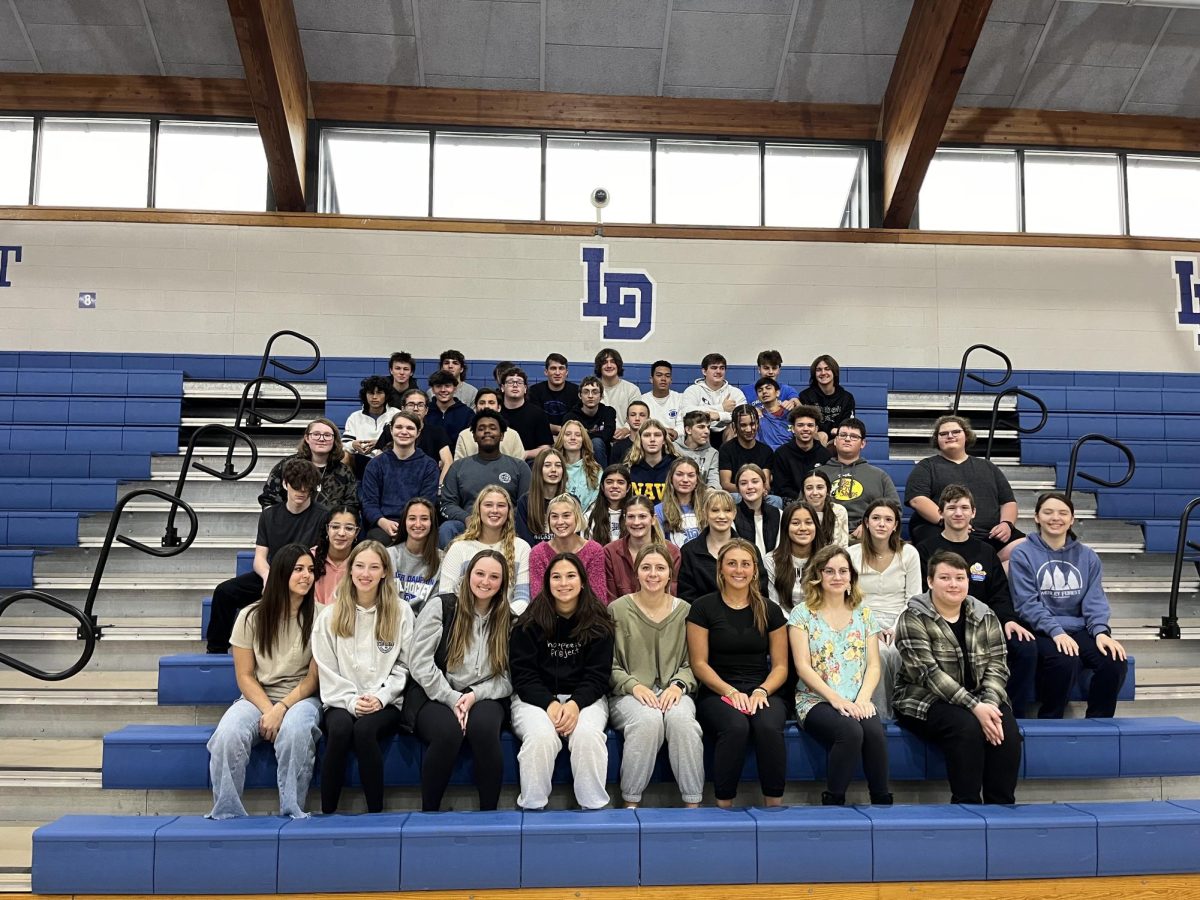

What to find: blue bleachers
left=0, top=511, right=80, bottom=547
left=0, top=549, right=38, bottom=587
left=33, top=802, right=1200, bottom=893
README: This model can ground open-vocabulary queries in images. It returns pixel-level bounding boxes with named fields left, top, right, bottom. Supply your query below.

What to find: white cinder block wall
left=0, top=220, right=1197, bottom=371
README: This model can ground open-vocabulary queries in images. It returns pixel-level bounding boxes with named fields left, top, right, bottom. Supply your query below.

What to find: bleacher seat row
left=33, top=802, right=1200, bottom=893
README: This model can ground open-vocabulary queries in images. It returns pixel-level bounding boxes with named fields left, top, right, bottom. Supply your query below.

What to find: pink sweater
left=528, top=539, right=611, bottom=604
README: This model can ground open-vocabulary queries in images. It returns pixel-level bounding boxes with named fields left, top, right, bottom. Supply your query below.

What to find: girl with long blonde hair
left=656, top=457, right=707, bottom=548
left=528, top=493, right=610, bottom=603
left=437, top=486, right=532, bottom=613
left=555, top=419, right=601, bottom=511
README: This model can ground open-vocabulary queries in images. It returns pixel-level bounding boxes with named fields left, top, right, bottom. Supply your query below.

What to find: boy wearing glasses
left=500, top=367, right=553, bottom=461
left=815, top=417, right=898, bottom=540
left=905, top=415, right=1023, bottom=560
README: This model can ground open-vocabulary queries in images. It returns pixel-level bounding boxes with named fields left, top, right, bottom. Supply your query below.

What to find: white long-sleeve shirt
left=847, top=542, right=922, bottom=629
left=312, top=601, right=414, bottom=714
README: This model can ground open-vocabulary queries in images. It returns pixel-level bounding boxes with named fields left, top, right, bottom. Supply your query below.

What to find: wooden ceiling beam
left=226, top=0, right=310, bottom=211
left=0, top=74, right=252, bottom=117
left=879, top=0, right=992, bottom=228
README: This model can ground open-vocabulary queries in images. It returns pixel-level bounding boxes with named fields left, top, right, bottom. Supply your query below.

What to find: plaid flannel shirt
left=892, top=591, right=1010, bottom=720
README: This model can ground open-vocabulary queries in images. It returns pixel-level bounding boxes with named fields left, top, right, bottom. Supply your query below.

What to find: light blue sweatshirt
left=1008, top=532, right=1111, bottom=638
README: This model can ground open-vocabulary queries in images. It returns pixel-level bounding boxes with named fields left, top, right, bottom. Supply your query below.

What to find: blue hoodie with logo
left=1007, top=532, right=1111, bottom=638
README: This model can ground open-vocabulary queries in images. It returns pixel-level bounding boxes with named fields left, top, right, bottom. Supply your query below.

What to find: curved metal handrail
left=162, top=423, right=259, bottom=547
left=0, top=488, right=199, bottom=681
left=984, top=387, right=1049, bottom=462
left=242, top=329, right=321, bottom=429
left=1064, top=433, right=1137, bottom=500
left=1160, top=497, right=1200, bottom=640
left=220, top=375, right=303, bottom=476
left=951, top=344, right=1013, bottom=415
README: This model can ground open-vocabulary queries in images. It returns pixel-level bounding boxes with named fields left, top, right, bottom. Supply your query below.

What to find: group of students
left=206, top=472, right=1128, bottom=817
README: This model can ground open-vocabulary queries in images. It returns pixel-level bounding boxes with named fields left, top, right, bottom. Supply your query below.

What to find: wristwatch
left=670, top=679, right=688, bottom=695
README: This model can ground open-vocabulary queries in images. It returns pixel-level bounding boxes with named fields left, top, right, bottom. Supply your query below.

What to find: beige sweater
left=608, top=594, right=697, bottom=696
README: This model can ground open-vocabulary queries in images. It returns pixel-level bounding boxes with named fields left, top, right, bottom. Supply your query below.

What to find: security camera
left=590, top=188, right=610, bottom=209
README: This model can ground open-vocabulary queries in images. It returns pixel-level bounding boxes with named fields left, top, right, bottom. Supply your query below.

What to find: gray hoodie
left=815, top=457, right=899, bottom=529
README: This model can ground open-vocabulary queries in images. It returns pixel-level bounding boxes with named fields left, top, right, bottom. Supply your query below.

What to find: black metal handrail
left=951, top=344, right=1013, bottom=415
left=984, top=387, right=1049, bottom=462
left=1160, top=497, right=1200, bottom=640
left=242, top=329, right=321, bottom=429
left=1063, top=433, right=1137, bottom=499
left=162, top=423, right=259, bottom=547
left=0, top=488, right=198, bottom=681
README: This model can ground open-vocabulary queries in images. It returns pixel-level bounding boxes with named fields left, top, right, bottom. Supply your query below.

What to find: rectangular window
left=765, top=144, right=867, bottom=227
left=433, top=133, right=541, bottom=221
left=0, top=118, right=34, bottom=205
left=656, top=140, right=760, bottom=226
left=36, top=118, right=151, bottom=208
left=155, top=122, right=267, bottom=212
left=919, top=149, right=1019, bottom=232
left=1023, top=151, right=1122, bottom=235
left=1127, top=154, right=1200, bottom=239
left=319, top=128, right=431, bottom=217
left=545, top=137, right=652, bottom=224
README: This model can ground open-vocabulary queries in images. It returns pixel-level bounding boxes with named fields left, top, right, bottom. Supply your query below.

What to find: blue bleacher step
left=401, top=812, right=522, bottom=891
left=32, top=815, right=176, bottom=895
left=1019, top=719, right=1119, bottom=779
left=278, top=813, right=407, bottom=894
left=861, top=805, right=987, bottom=882
left=964, top=804, right=1098, bottom=880
left=1067, top=801, right=1200, bottom=876
left=637, top=807, right=756, bottom=886
left=751, top=806, right=872, bottom=884
left=155, top=816, right=285, bottom=894
left=521, top=810, right=639, bottom=888
left=1111, top=716, right=1200, bottom=776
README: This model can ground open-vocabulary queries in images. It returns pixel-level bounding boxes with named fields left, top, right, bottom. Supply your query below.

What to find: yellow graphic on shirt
left=831, top=475, right=863, bottom=501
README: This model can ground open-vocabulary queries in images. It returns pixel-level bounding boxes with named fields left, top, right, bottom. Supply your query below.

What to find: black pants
left=803, top=703, right=889, bottom=797
left=415, top=698, right=507, bottom=812
left=898, top=701, right=1022, bottom=804
left=696, top=693, right=787, bottom=802
left=320, top=705, right=402, bottom=813
left=206, top=571, right=264, bottom=653
left=1005, top=632, right=1039, bottom=717
left=1036, top=630, right=1128, bottom=719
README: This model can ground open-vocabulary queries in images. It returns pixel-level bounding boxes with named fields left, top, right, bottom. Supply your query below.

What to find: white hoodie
left=313, top=601, right=414, bottom=714
left=681, top=379, right=747, bottom=432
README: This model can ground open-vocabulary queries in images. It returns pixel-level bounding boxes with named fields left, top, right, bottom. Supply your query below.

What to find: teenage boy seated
left=342, top=375, right=399, bottom=476
left=432, top=348, right=477, bottom=407
left=609, top=400, right=650, bottom=464
left=385, top=350, right=419, bottom=408
left=752, top=377, right=792, bottom=449
left=425, top=369, right=473, bottom=447
left=359, top=413, right=441, bottom=544
left=798, top=354, right=856, bottom=447
left=681, top=352, right=746, bottom=448
left=742, top=349, right=799, bottom=409
left=641, top=359, right=683, bottom=439
left=454, top=388, right=526, bottom=460
left=439, top=410, right=532, bottom=546
left=718, top=405, right=774, bottom=496
left=567, top=375, right=616, bottom=466
left=595, top=347, right=642, bottom=437
left=500, top=367, right=553, bottom=461
left=816, top=417, right=899, bottom=539
left=527, top=352, right=579, bottom=435
left=377, top=389, right=451, bottom=484
left=675, top=410, right=721, bottom=489
left=916, top=485, right=1037, bottom=715
left=770, top=405, right=831, bottom=501
left=206, top=459, right=328, bottom=653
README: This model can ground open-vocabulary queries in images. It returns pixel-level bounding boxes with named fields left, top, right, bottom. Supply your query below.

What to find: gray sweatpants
left=510, top=694, right=610, bottom=810
left=207, top=696, right=322, bottom=819
left=874, top=640, right=901, bottom=720
left=609, top=691, right=704, bottom=804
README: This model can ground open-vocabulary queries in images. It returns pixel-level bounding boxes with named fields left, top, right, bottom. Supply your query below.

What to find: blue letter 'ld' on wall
left=581, top=245, right=655, bottom=341
left=0, top=246, right=21, bottom=288
left=1173, top=257, right=1200, bottom=348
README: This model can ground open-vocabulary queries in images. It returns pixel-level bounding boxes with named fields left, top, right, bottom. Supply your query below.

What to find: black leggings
left=415, top=699, right=507, bottom=812
left=898, top=701, right=1022, bottom=805
left=206, top=571, right=263, bottom=653
left=321, top=705, right=402, bottom=813
left=696, top=693, right=788, bottom=801
left=803, top=702, right=889, bottom=797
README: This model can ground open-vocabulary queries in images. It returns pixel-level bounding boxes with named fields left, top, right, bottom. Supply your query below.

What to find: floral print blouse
left=786, top=603, right=879, bottom=723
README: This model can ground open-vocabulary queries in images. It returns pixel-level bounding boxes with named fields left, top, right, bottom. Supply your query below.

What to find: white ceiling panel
left=1037, top=3, right=1168, bottom=69
left=1125, top=39, right=1200, bottom=108
left=663, top=84, right=775, bottom=100
left=1124, top=101, right=1200, bottom=118
left=424, top=73, right=540, bottom=90
left=1018, top=62, right=1140, bottom=113
left=418, top=0, right=540, bottom=81
left=960, top=19, right=1043, bottom=96
left=545, top=0, right=667, bottom=49
left=145, top=0, right=241, bottom=67
left=674, top=0, right=794, bottom=13
left=665, top=10, right=790, bottom=89
left=0, top=2, right=34, bottom=61
left=300, top=31, right=419, bottom=85
left=0, top=59, right=36, bottom=72
left=987, top=0, right=1056, bottom=25
left=12, top=0, right=144, bottom=27
left=26, top=24, right=161, bottom=74
left=294, top=0, right=415, bottom=35
left=956, top=93, right=1017, bottom=108
left=545, top=44, right=660, bottom=95
left=163, top=63, right=244, bottom=79
left=789, top=0, right=912, bottom=55
left=779, top=51, right=893, bottom=104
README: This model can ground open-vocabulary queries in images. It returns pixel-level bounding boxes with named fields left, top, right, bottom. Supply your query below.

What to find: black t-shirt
left=916, top=534, right=1018, bottom=624
left=256, top=502, right=328, bottom=560
left=718, top=440, right=774, bottom=479
left=905, top=455, right=1016, bottom=532
left=568, top=404, right=616, bottom=447
left=686, top=592, right=787, bottom=695
left=609, top=437, right=634, bottom=465
left=798, top=385, right=856, bottom=438
left=502, top=401, right=553, bottom=451
left=528, top=381, right=580, bottom=426
left=946, top=614, right=976, bottom=691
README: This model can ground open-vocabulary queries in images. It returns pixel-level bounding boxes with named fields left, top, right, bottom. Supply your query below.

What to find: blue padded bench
left=0, top=366, right=183, bottom=397
left=0, top=424, right=179, bottom=453
left=0, top=549, right=38, bottom=587
left=1096, top=489, right=1200, bottom=519
left=27, top=804, right=1200, bottom=892
left=0, top=511, right=78, bottom=546
left=1020, top=385, right=1200, bottom=415
left=2, top=397, right=180, bottom=426
left=0, top=450, right=151, bottom=479
left=1054, top=461, right=1200, bottom=491
left=0, top=477, right=117, bottom=511
left=1022, top=436, right=1200, bottom=466
left=1144, top=518, right=1200, bottom=553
